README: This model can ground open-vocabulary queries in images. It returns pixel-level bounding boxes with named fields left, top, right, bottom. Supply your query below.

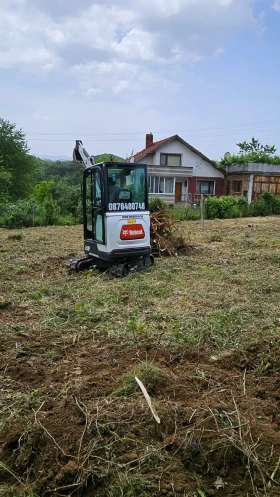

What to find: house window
left=233, top=181, right=242, bottom=193
left=196, top=181, right=215, bottom=195
left=160, top=154, right=181, bottom=166
left=149, top=176, right=175, bottom=194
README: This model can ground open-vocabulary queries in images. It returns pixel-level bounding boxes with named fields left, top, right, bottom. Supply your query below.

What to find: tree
left=0, top=152, right=12, bottom=204
left=32, top=180, right=55, bottom=203
left=219, top=137, right=280, bottom=168
left=95, top=154, right=123, bottom=163
left=236, top=137, right=276, bottom=156
left=0, top=117, right=37, bottom=201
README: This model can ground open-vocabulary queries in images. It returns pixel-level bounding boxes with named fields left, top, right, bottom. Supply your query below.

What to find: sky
left=1, top=0, right=280, bottom=160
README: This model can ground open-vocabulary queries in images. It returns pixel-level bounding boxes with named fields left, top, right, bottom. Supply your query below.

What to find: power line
left=28, top=138, right=139, bottom=142
left=25, top=118, right=280, bottom=137
left=26, top=124, right=280, bottom=142
left=178, top=124, right=280, bottom=139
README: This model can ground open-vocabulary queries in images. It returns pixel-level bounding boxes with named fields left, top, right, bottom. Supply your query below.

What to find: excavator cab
left=68, top=142, right=153, bottom=276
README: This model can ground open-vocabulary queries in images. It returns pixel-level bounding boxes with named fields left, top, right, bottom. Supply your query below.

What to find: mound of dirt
left=1, top=338, right=280, bottom=496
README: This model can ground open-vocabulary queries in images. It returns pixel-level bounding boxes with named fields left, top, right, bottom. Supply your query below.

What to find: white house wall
left=153, top=140, right=224, bottom=178
left=140, top=155, right=154, bottom=165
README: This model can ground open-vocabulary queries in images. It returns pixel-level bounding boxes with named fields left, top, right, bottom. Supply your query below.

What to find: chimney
left=146, top=132, right=153, bottom=149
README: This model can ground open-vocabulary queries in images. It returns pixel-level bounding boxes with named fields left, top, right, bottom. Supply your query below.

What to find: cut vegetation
left=0, top=217, right=280, bottom=496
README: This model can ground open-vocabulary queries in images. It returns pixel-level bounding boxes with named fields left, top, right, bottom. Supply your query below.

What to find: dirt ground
left=1, top=217, right=280, bottom=496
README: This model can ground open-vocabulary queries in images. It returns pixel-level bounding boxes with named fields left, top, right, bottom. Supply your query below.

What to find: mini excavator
left=67, top=140, right=154, bottom=277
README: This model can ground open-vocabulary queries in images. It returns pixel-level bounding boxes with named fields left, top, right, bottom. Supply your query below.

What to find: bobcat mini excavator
left=67, top=140, right=154, bottom=277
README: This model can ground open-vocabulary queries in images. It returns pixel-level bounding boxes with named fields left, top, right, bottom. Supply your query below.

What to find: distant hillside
left=39, top=154, right=125, bottom=163
left=39, top=155, right=72, bottom=162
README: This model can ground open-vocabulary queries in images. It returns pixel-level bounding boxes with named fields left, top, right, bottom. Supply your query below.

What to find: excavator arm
left=73, top=140, right=95, bottom=168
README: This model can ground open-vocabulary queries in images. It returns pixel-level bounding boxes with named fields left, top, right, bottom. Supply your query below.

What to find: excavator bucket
left=73, top=140, right=84, bottom=162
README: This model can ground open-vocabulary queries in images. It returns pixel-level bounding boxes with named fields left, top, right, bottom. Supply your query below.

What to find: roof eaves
left=132, top=134, right=221, bottom=172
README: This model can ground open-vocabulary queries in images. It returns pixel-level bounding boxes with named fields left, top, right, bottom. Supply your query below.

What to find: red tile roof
left=132, top=135, right=177, bottom=162
left=131, top=134, right=216, bottom=168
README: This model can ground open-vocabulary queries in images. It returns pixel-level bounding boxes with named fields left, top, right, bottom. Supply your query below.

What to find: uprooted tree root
left=150, top=208, right=194, bottom=257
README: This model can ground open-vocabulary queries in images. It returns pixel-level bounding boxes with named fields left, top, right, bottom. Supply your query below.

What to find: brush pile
left=150, top=207, right=193, bottom=257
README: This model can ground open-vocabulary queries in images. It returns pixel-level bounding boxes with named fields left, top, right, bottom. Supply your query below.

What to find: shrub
left=0, top=198, right=70, bottom=228
left=204, top=194, right=280, bottom=220
left=204, top=196, right=238, bottom=219
left=228, top=205, right=242, bottom=218
left=41, top=198, right=60, bottom=226
left=0, top=200, right=36, bottom=228
left=249, top=200, right=269, bottom=217
left=262, top=190, right=280, bottom=215
left=58, top=214, right=76, bottom=226
left=272, top=196, right=280, bottom=215
left=149, top=197, right=169, bottom=213
left=237, top=197, right=250, bottom=216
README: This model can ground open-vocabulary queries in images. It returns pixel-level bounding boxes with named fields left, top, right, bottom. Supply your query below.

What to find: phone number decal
left=108, top=202, right=146, bottom=211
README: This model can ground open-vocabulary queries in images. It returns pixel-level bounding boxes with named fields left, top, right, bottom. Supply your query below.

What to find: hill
left=39, top=155, right=72, bottom=162
left=39, top=153, right=125, bottom=163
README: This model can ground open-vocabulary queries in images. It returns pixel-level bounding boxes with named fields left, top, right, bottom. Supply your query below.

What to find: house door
left=175, top=182, right=182, bottom=202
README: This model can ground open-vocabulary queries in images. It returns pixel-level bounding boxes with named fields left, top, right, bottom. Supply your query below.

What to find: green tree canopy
left=236, top=137, right=276, bottom=156
left=218, top=137, right=280, bottom=168
left=94, top=153, right=124, bottom=163
left=0, top=117, right=37, bottom=201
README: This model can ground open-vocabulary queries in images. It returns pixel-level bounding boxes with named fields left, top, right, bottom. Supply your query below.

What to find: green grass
left=1, top=219, right=280, bottom=351
left=113, top=361, right=166, bottom=397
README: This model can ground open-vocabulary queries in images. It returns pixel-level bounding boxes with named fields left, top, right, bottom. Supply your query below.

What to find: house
left=225, top=163, right=280, bottom=203
left=131, top=133, right=224, bottom=204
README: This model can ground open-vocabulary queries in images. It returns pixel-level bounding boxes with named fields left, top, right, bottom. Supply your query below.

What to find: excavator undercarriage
left=67, top=254, right=154, bottom=277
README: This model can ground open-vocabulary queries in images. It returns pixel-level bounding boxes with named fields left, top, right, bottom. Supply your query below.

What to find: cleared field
left=0, top=217, right=280, bottom=496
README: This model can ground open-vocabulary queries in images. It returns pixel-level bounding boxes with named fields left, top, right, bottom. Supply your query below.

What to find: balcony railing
left=147, top=164, right=193, bottom=177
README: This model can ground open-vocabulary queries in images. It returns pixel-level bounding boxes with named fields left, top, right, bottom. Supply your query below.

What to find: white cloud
left=214, top=48, right=226, bottom=58
left=0, top=0, right=264, bottom=148
left=112, top=29, right=161, bottom=62
left=112, top=80, right=130, bottom=94
left=43, top=63, right=55, bottom=72
left=272, top=0, right=280, bottom=12
left=0, top=0, right=261, bottom=74
left=86, top=88, right=102, bottom=96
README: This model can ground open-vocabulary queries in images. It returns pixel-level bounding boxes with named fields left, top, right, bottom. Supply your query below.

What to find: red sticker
left=120, top=224, right=145, bottom=240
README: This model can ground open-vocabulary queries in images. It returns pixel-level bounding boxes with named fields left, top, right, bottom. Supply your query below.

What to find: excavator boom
left=72, top=140, right=94, bottom=168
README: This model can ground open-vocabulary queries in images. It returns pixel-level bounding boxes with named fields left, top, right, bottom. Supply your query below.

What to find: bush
left=228, top=205, right=242, bottom=218
left=204, top=194, right=280, bottom=220
left=272, top=196, right=280, bottom=215
left=249, top=200, right=270, bottom=217
left=204, top=196, right=238, bottom=219
left=41, top=198, right=60, bottom=225
left=0, top=200, right=36, bottom=228
left=0, top=199, right=74, bottom=228
left=149, top=197, right=169, bottom=213
left=237, top=197, right=250, bottom=216
left=58, top=214, right=76, bottom=226
left=262, top=191, right=280, bottom=215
